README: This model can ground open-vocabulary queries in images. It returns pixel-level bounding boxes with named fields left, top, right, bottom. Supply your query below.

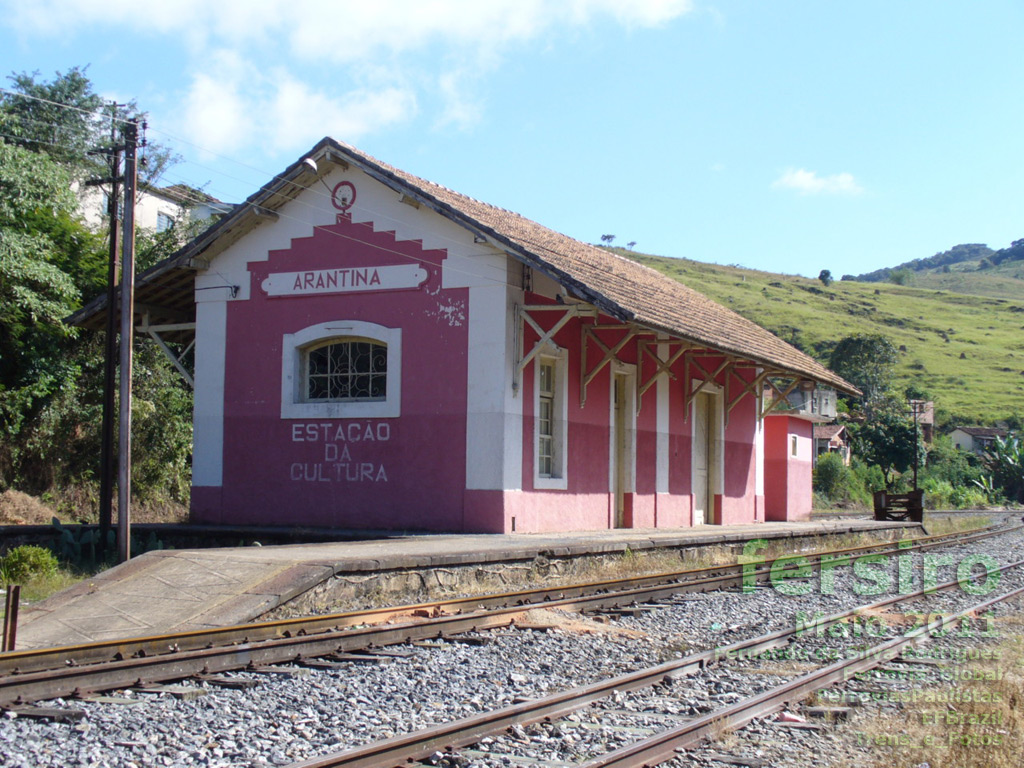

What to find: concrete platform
left=11, top=519, right=919, bottom=650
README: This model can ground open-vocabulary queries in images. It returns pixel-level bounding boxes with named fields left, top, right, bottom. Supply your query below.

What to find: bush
left=0, top=545, right=59, bottom=585
left=981, top=435, right=1023, bottom=504
left=813, top=452, right=849, bottom=500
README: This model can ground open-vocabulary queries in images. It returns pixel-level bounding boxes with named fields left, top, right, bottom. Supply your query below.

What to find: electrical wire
left=0, top=91, right=548, bottom=293
left=0, top=86, right=132, bottom=124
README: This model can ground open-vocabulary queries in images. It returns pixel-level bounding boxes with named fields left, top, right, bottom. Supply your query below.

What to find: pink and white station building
left=73, top=139, right=856, bottom=533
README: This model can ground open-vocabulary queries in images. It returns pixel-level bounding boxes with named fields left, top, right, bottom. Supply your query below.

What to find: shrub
left=813, top=452, right=849, bottom=500
left=0, top=545, right=59, bottom=585
left=981, top=435, right=1023, bottom=503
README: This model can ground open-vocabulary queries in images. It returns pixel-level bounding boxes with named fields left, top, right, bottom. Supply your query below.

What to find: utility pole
left=118, top=118, right=139, bottom=563
left=98, top=104, right=122, bottom=558
left=909, top=400, right=924, bottom=491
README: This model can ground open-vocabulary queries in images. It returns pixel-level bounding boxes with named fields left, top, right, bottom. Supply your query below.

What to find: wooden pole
left=117, top=119, right=139, bottom=564
left=99, top=104, right=122, bottom=559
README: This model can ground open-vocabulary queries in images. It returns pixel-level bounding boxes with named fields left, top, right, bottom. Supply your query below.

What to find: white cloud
left=177, top=56, right=416, bottom=156
left=268, top=75, right=416, bottom=151
left=6, top=0, right=692, bottom=56
left=772, top=168, right=864, bottom=196
left=6, top=0, right=693, bottom=157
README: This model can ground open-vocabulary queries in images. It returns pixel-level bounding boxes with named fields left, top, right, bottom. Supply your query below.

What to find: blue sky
left=2, top=0, right=1022, bottom=278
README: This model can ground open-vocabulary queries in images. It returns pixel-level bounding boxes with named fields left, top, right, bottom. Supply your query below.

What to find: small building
left=70, top=138, right=856, bottom=533
left=78, top=182, right=233, bottom=233
left=813, top=423, right=851, bottom=465
left=908, top=400, right=935, bottom=443
left=761, top=386, right=839, bottom=522
left=951, top=426, right=1007, bottom=455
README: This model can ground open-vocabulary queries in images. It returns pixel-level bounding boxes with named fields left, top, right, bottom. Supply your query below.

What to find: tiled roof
left=333, top=141, right=856, bottom=393
left=955, top=427, right=1007, bottom=438
left=813, top=424, right=846, bottom=440
left=68, top=137, right=858, bottom=394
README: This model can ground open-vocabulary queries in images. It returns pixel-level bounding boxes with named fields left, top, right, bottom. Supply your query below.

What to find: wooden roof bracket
left=513, top=303, right=594, bottom=395
left=137, top=312, right=196, bottom=388
left=760, top=376, right=801, bottom=420
left=636, top=339, right=692, bottom=414
left=682, top=355, right=731, bottom=421
left=725, top=366, right=769, bottom=427
left=580, top=323, right=649, bottom=408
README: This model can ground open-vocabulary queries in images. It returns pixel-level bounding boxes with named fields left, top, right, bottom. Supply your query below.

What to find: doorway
left=611, top=370, right=635, bottom=527
left=692, top=391, right=717, bottom=525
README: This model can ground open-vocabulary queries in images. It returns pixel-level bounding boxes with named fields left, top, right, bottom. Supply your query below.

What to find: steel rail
left=2, top=520, right=1012, bottom=681
left=581, top=584, right=1024, bottom=768
left=282, top=557, right=1024, bottom=768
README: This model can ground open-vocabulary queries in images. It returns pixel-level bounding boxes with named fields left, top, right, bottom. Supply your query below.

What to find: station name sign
left=261, top=265, right=428, bottom=297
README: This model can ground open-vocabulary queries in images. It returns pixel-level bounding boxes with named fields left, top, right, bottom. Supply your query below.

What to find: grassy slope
left=909, top=258, right=1024, bottom=299
left=615, top=249, right=1024, bottom=426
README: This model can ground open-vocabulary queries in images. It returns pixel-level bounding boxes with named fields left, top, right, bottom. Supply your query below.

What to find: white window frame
left=281, top=320, right=401, bottom=419
left=533, top=347, right=568, bottom=490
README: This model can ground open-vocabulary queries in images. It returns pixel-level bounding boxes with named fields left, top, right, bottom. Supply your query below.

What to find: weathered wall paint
left=190, top=165, right=794, bottom=533
left=195, top=214, right=470, bottom=530
left=763, top=415, right=814, bottom=521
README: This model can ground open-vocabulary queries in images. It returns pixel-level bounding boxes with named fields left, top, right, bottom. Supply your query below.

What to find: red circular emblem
left=331, top=181, right=356, bottom=212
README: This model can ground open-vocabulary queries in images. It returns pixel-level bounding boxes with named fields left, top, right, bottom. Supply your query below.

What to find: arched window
left=282, top=321, right=401, bottom=419
left=305, top=338, right=387, bottom=402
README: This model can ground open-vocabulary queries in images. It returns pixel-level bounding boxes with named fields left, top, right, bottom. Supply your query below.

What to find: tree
left=1, top=67, right=179, bottom=186
left=818, top=269, right=832, bottom=287
left=600, top=234, right=616, bottom=245
left=1, top=67, right=191, bottom=510
left=849, top=406, right=922, bottom=488
left=981, top=435, right=1023, bottom=503
left=0, top=67, right=105, bottom=174
left=888, top=268, right=913, bottom=285
left=627, top=241, right=636, bottom=250
left=0, top=143, right=91, bottom=432
left=828, top=334, right=899, bottom=406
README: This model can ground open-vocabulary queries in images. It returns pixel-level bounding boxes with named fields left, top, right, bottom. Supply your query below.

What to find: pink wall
left=195, top=233, right=776, bottom=532
left=719, top=387, right=759, bottom=525
left=507, top=301, right=764, bottom=533
left=764, top=415, right=813, bottom=521
left=197, top=216, right=470, bottom=531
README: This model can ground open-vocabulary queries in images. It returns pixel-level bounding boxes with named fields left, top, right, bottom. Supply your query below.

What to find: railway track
left=0, top=520, right=1018, bottom=708
left=287, top=558, right=1024, bottom=768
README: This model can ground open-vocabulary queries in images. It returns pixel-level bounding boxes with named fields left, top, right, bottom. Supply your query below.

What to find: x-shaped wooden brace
left=683, top=355, right=732, bottom=421
left=636, top=339, right=692, bottom=413
left=513, top=304, right=588, bottom=393
left=580, top=323, right=648, bottom=407
left=724, top=366, right=768, bottom=426
left=760, top=376, right=803, bottom=419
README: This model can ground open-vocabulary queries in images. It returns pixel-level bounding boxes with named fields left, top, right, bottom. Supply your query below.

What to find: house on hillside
left=78, top=182, right=233, bottom=233
left=762, top=385, right=839, bottom=520
left=69, top=138, right=857, bottom=533
left=813, top=424, right=851, bottom=465
left=908, top=399, right=935, bottom=443
left=951, top=426, right=1007, bottom=455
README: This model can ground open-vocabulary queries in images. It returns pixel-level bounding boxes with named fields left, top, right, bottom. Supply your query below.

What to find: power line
left=0, top=86, right=132, bottom=124
left=1, top=90, right=530, bottom=291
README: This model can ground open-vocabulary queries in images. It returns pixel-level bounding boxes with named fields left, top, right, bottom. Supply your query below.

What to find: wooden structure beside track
left=873, top=489, right=924, bottom=522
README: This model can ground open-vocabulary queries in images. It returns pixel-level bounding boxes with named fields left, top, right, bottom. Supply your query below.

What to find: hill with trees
left=845, top=240, right=1024, bottom=300
left=615, top=248, right=1024, bottom=429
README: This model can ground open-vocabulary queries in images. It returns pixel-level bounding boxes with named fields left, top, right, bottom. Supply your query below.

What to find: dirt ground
left=0, top=490, right=59, bottom=525
left=0, top=489, right=188, bottom=526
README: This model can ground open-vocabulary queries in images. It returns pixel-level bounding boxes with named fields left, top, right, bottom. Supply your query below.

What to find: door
left=693, top=392, right=715, bottom=525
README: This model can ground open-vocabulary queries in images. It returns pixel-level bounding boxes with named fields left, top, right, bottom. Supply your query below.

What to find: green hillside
left=901, top=258, right=1024, bottom=300
left=850, top=240, right=1024, bottom=300
left=616, top=249, right=1024, bottom=426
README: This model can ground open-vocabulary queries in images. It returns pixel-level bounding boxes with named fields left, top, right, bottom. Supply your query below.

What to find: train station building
left=71, top=138, right=856, bottom=533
